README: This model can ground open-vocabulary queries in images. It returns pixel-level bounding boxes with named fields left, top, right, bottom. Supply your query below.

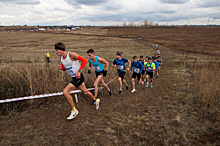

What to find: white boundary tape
left=0, top=88, right=95, bottom=104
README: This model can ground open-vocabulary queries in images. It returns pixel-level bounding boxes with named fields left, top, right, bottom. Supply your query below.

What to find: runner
left=130, top=56, right=144, bottom=93
left=144, top=58, right=155, bottom=88
left=55, top=42, right=100, bottom=120
left=152, top=57, right=160, bottom=78
left=112, top=51, right=131, bottom=94
left=157, top=56, right=163, bottom=77
left=87, top=49, right=112, bottom=98
left=156, top=48, right=160, bottom=56
left=144, top=56, right=149, bottom=82
left=139, top=56, right=145, bottom=84
left=155, top=44, right=158, bottom=49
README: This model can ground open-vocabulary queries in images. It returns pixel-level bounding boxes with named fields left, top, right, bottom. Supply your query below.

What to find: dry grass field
left=0, top=27, right=219, bottom=145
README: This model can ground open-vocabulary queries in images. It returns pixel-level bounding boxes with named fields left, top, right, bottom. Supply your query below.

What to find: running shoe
left=146, top=82, right=149, bottom=87
left=91, top=99, right=97, bottom=104
left=94, top=99, right=100, bottom=110
left=109, top=88, right=112, bottom=96
left=119, top=89, right=122, bottom=94
left=67, top=110, right=79, bottom=120
left=156, top=75, right=158, bottom=78
left=126, top=84, right=129, bottom=90
left=119, top=90, right=122, bottom=94
left=131, top=89, right=136, bottom=93
left=141, top=81, right=144, bottom=84
left=150, top=83, right=153, bottom=88
left=144, top=79, right=146, bottom=82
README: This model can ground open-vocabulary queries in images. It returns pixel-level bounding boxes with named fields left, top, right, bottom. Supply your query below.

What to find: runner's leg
left=132, top=78, right=135, bottom=89
left=145, top=73, right=149, bottom=87
left=78, top=82, right=100, bottom=110
left=146, top=74, right=149, bottom=82
left=78, top=82, right=96, bottom=100
left=100, top=78, right=110, bottom=91
left=122, top=79, right=128, bottom=86
left=158, top=66, right=160, bottom=75
left=94, top=75, right=103, bottom=98
left=150, top=73, right=154, bottom=87
left=118, top=77, right=123, bottom=90
left=63, top=83, right=77, bottom=110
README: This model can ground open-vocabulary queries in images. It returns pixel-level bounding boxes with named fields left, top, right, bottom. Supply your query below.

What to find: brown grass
left=192, top=62, right=220, bottom=123
left=0, top=62, right=68, bottom=114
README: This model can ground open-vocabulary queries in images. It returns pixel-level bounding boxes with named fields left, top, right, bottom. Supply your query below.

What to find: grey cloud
left=101, top=4, right=122, bottom=11
left=74, top=8, right=178, bottom=23
left=79, top=11, right=154, bottom=22
left=159, top=10, right=176, bottom=14
left=198, top=1, right=220, bottom=8
left=0, top=0, right=40, bottom=5
left=64, top=0, right=108, bottom=6
left=159, top=0, right=189, bottom=4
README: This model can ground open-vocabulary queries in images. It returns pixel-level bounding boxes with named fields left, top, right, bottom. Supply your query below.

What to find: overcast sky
left=0, top=0, right=220, bottom=26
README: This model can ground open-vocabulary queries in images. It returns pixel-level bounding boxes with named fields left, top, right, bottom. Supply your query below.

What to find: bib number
left=134, top=68, right=140, bottom=73
left=117, top=65, right=124, bottom=70
left=67, top=69, right=76, bottom=77
left=93, top=66, right=101, bottom=71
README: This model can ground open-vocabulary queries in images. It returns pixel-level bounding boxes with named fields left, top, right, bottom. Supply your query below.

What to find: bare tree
left=128, top=21, right=134, bottom=27
left=143, top=20, right=148, bottom=26
left=123, top=22, right=127, bottom=27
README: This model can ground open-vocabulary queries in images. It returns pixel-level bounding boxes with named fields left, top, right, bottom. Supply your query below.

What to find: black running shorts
left=70, top=73, right=84, bottom=88
left=146, top=71, right=154, bottom=79
left=95, top=70, right=104, bottom=78
left=132, top=73, right=141, bottom=81
left=142, top=70, right=145, bottom=74
left=118, top=72, right=126, bottom=80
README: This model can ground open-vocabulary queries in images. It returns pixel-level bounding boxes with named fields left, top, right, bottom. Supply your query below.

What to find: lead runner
left=55, top=42, right=100, bottom=120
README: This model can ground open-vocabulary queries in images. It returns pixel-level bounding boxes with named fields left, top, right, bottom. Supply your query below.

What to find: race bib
left=117, top=65, right=124, bottom=70
left=66, top=68, right=76, bottom=77
left=134, top=68, right=140, bottom=73
left=93, top=66, right=101, bottom=71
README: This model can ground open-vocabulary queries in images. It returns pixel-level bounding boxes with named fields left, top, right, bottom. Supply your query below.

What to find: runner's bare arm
left=57, top=57, right=66, bottom=71
left=126, top=60, right=131, bottom=71
left=69, top=52, right=79, bottom=60
left=98, top=57, right=109, bottom=70
left=128, top=60, right=131, bottom=68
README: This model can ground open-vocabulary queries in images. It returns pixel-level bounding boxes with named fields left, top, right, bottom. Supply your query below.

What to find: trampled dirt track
left=0, top=28, right=219, bottom=145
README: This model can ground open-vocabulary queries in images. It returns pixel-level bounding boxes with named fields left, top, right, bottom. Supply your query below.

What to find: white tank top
left=61, top=52, right=80, bottom=77
left=157, top=50, right=160, bottom=54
